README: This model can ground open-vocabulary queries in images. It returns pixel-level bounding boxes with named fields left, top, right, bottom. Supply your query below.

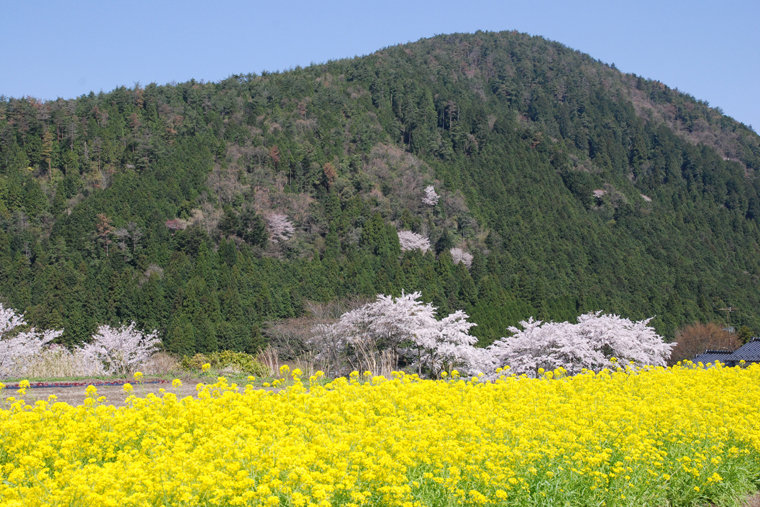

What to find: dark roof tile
left=727, top=338, right=760, bottom=362
left=692, top=350, right=734, bottom=365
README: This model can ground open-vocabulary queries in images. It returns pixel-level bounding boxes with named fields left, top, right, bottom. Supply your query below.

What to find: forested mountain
left=2, top=31, right=760, bottom=352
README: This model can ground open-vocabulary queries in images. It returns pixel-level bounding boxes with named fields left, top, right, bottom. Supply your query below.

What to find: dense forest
left=1, top=31, right=760, bottom=353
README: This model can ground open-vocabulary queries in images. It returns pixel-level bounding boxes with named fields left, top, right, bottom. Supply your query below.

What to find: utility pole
left=719, top=306, right=737, bottom=334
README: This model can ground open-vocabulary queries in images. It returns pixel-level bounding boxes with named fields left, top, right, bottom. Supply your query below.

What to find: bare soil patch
left=3, top=376, right=208, bottom=408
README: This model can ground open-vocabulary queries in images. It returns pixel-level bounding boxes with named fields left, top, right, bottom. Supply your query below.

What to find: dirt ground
left=2, top=377, right=221, bottom=408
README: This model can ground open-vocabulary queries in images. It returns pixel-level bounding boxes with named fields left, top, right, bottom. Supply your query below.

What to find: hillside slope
left=1, top=31, right=759, bottom=350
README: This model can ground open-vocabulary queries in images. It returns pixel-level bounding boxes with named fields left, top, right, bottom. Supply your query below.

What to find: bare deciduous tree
left=669, top=322, right=741, bottom=365
left=95, top=213, right=113, bottom=256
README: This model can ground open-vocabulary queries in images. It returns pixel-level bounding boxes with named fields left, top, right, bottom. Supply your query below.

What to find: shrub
left=181, top=351, right=271, bottom=376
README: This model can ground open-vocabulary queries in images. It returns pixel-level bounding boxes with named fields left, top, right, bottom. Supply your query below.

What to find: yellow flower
left=0, top=357, right=757, bottom=505
left=134, top=371, right=144, bottom=381
left=123, top=383, right=133, bottom=394
left=202, top=363, right=211, bottom=372
left=171, top=379, right=182, bottom=388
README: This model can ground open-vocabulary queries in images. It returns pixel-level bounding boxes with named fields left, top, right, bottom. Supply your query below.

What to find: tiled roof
left=692, top=350, right=734, bottom=365
left=727, top=338, right=760, bottom=362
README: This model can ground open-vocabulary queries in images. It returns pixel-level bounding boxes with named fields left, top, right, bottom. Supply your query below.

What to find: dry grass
left=289, top=350, right=332, bottom=378
left=256, top=346, right=279, bottom=376
left=19, top=347, right=102, bottom=379
left=138, top=352, right=182, bottom=376
left=8, top=349, right=181, bottom=381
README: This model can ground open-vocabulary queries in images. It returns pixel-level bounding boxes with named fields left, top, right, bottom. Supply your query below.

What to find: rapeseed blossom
left=0, top=364, right=759, bottom=506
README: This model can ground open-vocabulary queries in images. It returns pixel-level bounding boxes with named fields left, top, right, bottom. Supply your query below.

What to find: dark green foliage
left=220, top=206, right=266, bottom=247
left=1, top=31, right=760, bottom=351
left=738, top=326, right=754, bottom=345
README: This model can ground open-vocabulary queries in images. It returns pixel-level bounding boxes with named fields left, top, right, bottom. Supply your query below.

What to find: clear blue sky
left=1, top=0, right=758, bottom=130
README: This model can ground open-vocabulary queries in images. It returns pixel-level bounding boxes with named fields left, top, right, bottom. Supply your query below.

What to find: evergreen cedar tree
left=0, top=31, right=759, bottom=354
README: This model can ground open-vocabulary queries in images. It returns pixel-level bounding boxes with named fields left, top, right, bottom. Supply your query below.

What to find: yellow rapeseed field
left=0, top=364, right=759, bottom=507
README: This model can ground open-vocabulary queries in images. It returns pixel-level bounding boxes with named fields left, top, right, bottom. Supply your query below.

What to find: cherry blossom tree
left=408, top=309, right=481, bottom=376
left=489, top=312, right=675, bottom=377
left=267, top=213, right=295, bottom=243
left=77, top=322, right=160, bottom=375
left=310, top=292, right=484, bottom=377
left=422, top=185, right=439, bottom=206
left=311, top=292, right=432, bottom=374
left=450, top=247, right=473, bottom=268
left=0, top=304, right=62, bottom=378
left=398, top=230, right=431, bottom=253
